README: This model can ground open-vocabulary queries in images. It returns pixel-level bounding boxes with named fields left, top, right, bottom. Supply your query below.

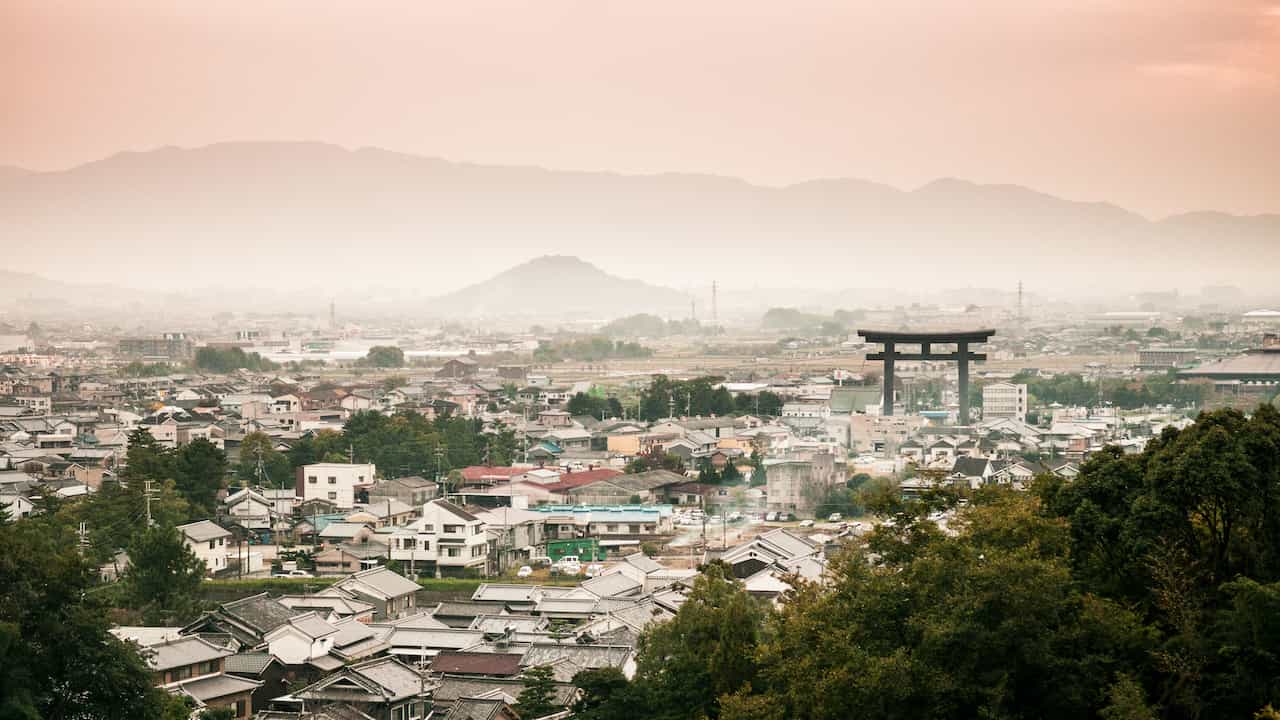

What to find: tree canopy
left=579, top=405, right=1280, bottom=720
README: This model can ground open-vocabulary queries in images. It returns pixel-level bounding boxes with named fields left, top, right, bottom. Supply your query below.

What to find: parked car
left=529, top=556, right=552, bottom=567
left=272, top=570, right=313, bottom=578
left=585, top=563, right=605, bottom=577
left=765, top=512, right=778, bottom=522
left=798, top=519, right=815, bottom=528
left=828, top=513, right=843, bottom=522
left=516, top=565, right=533, bottom=578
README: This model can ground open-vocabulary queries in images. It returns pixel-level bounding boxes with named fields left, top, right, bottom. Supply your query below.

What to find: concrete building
left=296, top=462, right=376, bottom=510
left=1137, top=348, right=1197, bottom=369
left=764, top=451, right=837, bottom=516
left=982, top=382, right=1028, bottom=422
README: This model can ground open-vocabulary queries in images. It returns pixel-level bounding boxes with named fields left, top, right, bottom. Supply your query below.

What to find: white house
left=297, top=462, right=376, bottom=510
left=388, top=500, right=488, bottom=577
left=177, top=520, right=232, bottom=575
left=264, top=612, right=338, bottom=665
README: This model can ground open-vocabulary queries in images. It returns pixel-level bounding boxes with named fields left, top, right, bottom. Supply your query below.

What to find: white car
left=585, top=563, right=605, bottom=577
left=799, top=519, right=815, bottom=528
left=272, top=570, right=313, bottom=578
left=516, top=565, right=533, bottom=578
left=828, top=513, right=843, bottom=522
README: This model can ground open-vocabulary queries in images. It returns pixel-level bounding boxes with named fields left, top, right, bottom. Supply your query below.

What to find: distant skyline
left=4, top=1, right=1279, bottom=218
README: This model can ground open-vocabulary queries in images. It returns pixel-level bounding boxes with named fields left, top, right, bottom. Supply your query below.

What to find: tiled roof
left=335, top=566, right=420, bottom=600
left=145, top=636, right=233, bottom=671
left=177, top=519, right=231, bottom=542
left=222, top=593, right=298, bottom=634
left=430, top=651, right=523, bottom=677
left=172, top=672, right=262, bottom=702
left=224, top=652, right=278, bottom=676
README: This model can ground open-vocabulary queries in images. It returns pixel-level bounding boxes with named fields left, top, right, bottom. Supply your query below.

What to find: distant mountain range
left=1, top=142, right=1276, bottom=300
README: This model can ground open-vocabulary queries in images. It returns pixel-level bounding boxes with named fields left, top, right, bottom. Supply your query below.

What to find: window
left=308, top=476, right=317, bottom=484
left=473, top=525, right=483, bottom=535
left=471, top=545, right=484, bottom=557
left=607, top=524, right=618, bottom=533
left=392, top=706, right=404, bottom=720
left=443, top=524, right=461, bottom=534
left=401, top=538, right=416, bottom=550
left=327, top=492, right=337, bottom=500
left=328, top=477, right=337, bottom=484
left=421, top=540, right=430, bottom=551
left=172, top=665, right=192, bottom=681
left=446, top=547, right=460, bottom=557
left=208, top=540, right=216, bottom=549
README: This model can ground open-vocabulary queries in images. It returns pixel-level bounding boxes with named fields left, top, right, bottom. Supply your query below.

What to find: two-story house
left=388, top=500, right=488, bottom=578
left=177, top=520, right=232, bottom=575
left=263, top=612, right=338, bottom=666
left=143, top=636, right=261, bottom=719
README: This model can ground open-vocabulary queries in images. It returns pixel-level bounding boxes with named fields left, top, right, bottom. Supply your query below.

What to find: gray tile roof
left=520, top=643, right=633, bottom=671
left=177, top=519, right=231, bottom=542
left=173, top=672, right=262, bottom=702
left=224, top=652, right=278, bottom=676
left=222, top=593, right=299, bottom=634
left=334, top=566, right=420, bottom=600
left=145, top=636, right=233, bottom=671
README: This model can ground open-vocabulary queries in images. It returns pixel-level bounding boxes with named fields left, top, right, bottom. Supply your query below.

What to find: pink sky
left=4, top=0, right=1278, bottom=217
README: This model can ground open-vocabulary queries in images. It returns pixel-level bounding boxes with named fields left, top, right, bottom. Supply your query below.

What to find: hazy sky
left=4, top=0, right=1279, bottom=217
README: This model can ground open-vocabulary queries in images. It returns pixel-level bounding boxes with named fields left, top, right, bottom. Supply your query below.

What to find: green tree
left=572, top=668, right=640, bottom=720
left=635, top=563, right=764, bottom=719
left=120, top=427, right=173, bottom=487
left=172, top=438, right=227, bottom=516
left=753, top=491, right=1152, bottom=720
left=364, top=345, right=405, bottom=368
left=237, top=432, right=293, bottom=488
left=515, top=665, right=560, bottom=718
left=123, top=524, right=208, bottom=624
left=193, top=346, right=277, bottom=373
left=0, top=513, right=180, bottom=719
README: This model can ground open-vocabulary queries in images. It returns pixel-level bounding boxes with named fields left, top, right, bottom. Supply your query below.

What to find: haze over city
left=4, top=0, right=1280, bottom=303
left=6, top=4, right=1280, bottom=720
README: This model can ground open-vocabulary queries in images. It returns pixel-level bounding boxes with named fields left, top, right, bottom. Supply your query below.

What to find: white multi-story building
left=296, top=462, right=376, bottom=510
left=177, top=520, right=232, bottom=575
left=982, top=382, right=1029, bottom=423
left=388, top=499, right=489, bottom=577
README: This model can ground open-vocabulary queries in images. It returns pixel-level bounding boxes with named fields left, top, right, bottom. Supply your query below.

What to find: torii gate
left=857, top=329, right=996, bottom=425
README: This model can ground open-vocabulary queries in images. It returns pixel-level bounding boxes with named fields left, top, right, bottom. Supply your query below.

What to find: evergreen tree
left=123, top=524, right=208, bottom=624
left=515, top=665, right=559, bottom=718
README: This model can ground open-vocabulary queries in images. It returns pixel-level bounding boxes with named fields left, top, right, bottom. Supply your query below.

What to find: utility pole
left=143, top=480, right=156, bottom=526
left=77, top=521, right=89, bottom=556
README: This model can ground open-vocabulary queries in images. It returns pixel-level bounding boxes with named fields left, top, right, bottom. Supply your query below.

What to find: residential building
left=143, top=635, right=260, bottom=719
left=389, top=500, right=489, bottom=577
left=297, top=462, right=376, bottom=510
left=331, top=566, right=422, bottom=619
left=177, top=520, right=232, bottom=575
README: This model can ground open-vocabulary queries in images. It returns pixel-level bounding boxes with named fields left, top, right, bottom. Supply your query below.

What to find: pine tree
left=515, top=665, right=559, bottom=719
